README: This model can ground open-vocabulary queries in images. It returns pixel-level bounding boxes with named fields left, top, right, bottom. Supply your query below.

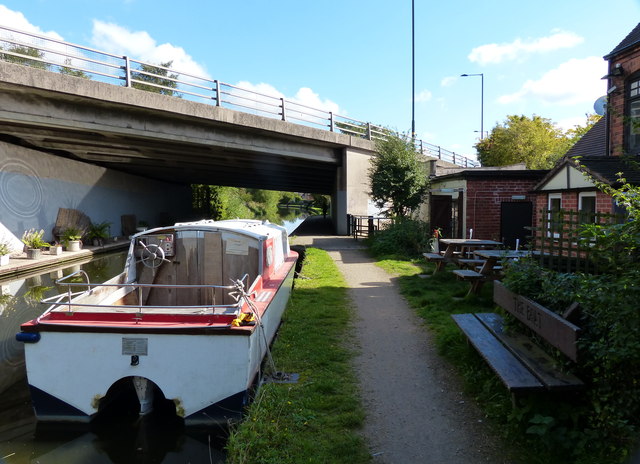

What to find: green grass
left=226, top=248, right=370, bottom=464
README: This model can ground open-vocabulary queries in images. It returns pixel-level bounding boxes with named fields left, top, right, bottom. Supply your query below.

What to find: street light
left=411, top=0, right=416, bottom=139
left=460, top=73, right=484, bottom=139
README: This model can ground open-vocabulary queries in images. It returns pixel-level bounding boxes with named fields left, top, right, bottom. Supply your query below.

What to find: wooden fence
left=529, top=209, right=625, bottom=273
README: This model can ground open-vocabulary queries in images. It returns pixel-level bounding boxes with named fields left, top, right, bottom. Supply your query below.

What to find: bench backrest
left=493, top=281, right=580, bottom=362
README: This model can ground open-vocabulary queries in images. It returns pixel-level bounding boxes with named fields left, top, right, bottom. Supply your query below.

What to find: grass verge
left=226, top=248, right=370, bottom=464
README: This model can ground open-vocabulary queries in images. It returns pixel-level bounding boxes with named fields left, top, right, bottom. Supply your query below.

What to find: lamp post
left=411, top=0, right=415, bottom=139
left=460, top=73, right=484, bottom=139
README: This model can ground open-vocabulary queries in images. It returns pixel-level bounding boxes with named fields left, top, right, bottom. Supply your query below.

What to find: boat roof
left=134, top=219, right=286, bottom=241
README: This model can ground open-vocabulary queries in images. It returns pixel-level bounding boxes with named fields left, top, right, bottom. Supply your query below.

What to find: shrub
left=368, top=218, right=430, bottom=258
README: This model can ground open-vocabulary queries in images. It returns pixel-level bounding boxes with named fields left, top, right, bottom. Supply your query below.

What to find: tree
left=476, top=115, right=572, bottom=169
left=368, top=134, right=429, bottom=218
left=565, top=113, right=602, bottom=145
left=59, top=58, right=91, bottom=79
left=131, top=60, right=180, bottom=97
left=0, top=45, right=48, bottom=70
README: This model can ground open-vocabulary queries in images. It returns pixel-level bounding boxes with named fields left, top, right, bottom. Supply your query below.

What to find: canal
left=0, top=216, right=307, bottom=464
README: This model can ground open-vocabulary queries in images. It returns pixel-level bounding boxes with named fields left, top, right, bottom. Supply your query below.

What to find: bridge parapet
left=0, top=24, right=478, bottom=168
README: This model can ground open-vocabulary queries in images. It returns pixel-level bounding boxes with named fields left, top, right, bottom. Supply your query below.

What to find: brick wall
left=607, top=45, right=640, bottom=156
left=465, top=178, right=540, bottom=241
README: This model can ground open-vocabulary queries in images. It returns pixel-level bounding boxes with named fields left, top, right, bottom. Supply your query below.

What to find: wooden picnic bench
left=451, top=280, right=583, bottom=400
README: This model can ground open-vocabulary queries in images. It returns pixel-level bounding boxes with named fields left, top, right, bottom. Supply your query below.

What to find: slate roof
left=578, top=156, right=640, bottom=185
left=604, top=22, right=640, bottom=59
left=563, top=117, right=607, bottom=159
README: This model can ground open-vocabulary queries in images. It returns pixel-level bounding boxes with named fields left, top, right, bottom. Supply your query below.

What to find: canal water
left=0, top=216, right=306, bottom=464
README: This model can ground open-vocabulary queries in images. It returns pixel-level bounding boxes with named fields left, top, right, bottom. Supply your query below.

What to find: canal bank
left=291, top=217, right=506, bottom=463
left=0, top=240, right=129, bottom=282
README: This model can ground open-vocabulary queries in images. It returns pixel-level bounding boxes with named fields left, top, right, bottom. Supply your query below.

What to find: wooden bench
left=451, top=280, right=583, bottom=398
left=423, top=252, right=447, bottom=274
left=457, top=258, right=486, bottom=269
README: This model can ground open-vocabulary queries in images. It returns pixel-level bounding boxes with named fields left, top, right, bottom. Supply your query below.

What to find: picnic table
left=423, top=238, right=502, bottom=275
left=452, top=249, right=537, bottom=295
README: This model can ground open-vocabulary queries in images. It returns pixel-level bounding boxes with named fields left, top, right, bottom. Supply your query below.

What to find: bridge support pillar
left=334, top=147, right=373, bottom=235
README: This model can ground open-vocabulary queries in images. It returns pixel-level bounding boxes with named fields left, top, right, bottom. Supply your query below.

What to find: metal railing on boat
left=38, top=269, right=247, bottom=318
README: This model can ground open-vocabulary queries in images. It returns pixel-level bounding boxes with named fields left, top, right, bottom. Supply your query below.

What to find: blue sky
left=1, top=1, right=639, bottom=160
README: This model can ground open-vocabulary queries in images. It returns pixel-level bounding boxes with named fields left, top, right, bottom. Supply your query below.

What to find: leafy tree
left=565, top=113, right=601, bottom=145
left=131, top=60, right=180, bottom=97
left=59, top=58, right=91, bottom=79
left=0, top=45, right=48, bottom=70
left=368, top=133, right=429, bottom=218
left=476, top=115, right=572, bottom=169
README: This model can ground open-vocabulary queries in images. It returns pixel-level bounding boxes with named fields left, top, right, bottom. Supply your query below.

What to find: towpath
left=292, top=217, right=510, bottom=463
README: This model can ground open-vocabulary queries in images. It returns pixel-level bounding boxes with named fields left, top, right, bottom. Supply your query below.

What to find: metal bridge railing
left=0, top=25, right=480, bottom=168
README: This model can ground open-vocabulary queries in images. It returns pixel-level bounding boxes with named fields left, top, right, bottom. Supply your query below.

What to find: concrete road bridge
left=0, top=26, right=477, bottom=240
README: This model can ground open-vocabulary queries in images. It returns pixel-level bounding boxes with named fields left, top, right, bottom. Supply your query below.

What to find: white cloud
left=415, top=90, right=432, bottom=102
left=234, top=81, right=343, bottom=115
left=498, top=56, right=606, bottom=106
left=469, top=30, right=584, bottom=65
left=90, top=20, right=209, bottom=78
left=441, top=76, right=457, bottom=87
left=0, top=5, right=63, bottom=40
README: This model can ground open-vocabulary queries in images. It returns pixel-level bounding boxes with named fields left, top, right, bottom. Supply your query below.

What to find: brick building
left=427, top=165, right=547, bottom=247
left=532, top=23, right=640, bottom=225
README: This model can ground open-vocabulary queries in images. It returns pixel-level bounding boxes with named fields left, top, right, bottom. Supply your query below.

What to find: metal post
left=214, top=80, right=222, bottom=106
left=329, top=111, right=335, bottom=132
left=281, top=98, right=286, bottom=121
left=366, top=122, right=372, bottom=140
left=411, top=0, right=416, bottom=139
left=124, top=56, right=132, bottom=88
left=460, top=73, right=484, bottom=139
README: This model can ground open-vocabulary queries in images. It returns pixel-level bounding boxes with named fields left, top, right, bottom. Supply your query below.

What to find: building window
left=579, top=193, right=596, bottom=224
left=628, top=77, right=640, bottom=154
left=548, top=193, right=562, bottom=237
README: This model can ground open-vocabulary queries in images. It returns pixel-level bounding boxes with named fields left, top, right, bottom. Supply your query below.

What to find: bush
left=502, top=259, right=640, bottom=461
left=368, top=219, right=430, bottom=257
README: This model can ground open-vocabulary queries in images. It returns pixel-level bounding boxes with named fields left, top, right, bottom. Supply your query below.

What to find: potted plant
left=49, top=242, right=63, bottom=256
left=61, top=227, right=83, bottom=252
left=22, top=229, right=48, bottom=259
left=136, top=220, right=149, bottom=232
left=87, top=221, right=111, bottom=247
left=0, top=240, right=11, bottom=266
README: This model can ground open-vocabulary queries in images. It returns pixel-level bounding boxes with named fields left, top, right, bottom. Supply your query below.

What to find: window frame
left=578, top=192, right=597, bottom=224
left=547, top=193, right=562, bottom=238
left=626, top=74, right=640, bottom=155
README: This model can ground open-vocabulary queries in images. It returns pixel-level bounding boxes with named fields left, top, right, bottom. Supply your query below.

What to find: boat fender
left=231, top=312, right=256, bottom=327
left=16, top=332, right=41, bottom=343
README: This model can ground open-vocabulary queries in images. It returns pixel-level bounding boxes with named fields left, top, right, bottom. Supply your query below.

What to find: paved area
left=292, top=217, right=507, bottom=463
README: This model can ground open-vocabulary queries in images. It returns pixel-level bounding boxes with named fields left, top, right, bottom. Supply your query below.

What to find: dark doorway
left=431, top=195, right=452, bottom=238
left=500, top=202, right=532, bottom=248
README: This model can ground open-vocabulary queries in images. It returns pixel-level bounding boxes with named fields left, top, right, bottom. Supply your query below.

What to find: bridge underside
left=0, top=64, right=357, bottom=194
left=0, top=122, right=338, bottom=194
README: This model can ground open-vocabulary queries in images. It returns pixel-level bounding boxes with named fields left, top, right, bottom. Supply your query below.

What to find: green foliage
left=58, top=58, right=91, bottom=78
left=476, top=114, right=576, bottom=168
left=226, top=249, right=369, bottom=464
left=87, top=221, right=111, bottom=241
left=367, top=218, right=431, bottom=258
left=369, top=133, right=429, bottom=218
left=131, top=61, right=180, bottom=97
left=21, top=229, right=47, bottom=249
left=0, top=45, right=48, bottom=69
left=0, top=239, right=11, bottom=256
left=60, top=227, right=82, bottom=246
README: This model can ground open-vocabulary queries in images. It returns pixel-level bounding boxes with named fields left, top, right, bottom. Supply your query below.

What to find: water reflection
left=0, top=252, right=226, bottom=463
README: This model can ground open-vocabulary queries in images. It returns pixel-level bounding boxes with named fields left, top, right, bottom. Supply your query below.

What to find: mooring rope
left=230, top=277, right=278, bottom=375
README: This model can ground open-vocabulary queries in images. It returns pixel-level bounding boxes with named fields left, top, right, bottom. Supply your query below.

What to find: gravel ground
left=292, top=218, right=513, bottom=463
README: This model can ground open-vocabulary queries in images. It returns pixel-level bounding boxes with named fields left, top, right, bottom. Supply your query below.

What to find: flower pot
left=26, top=248, right=41, bottom=260
left=49, top=246, right=63, bottom=256
left=0, top=254, right=9, bottom=266
left=66, top=240, right=81, bottom=252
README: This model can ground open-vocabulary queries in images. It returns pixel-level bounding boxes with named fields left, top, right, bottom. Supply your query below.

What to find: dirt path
left=292, top=223, right=510, bottom=463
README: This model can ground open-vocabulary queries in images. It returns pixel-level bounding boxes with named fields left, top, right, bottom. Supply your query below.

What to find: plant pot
left=49, top=246, right=63, bottom=256
left=26, top=248, right=42, bottom=260
left=66, top=240, right=81, bottom=252
left=0, top=254, right=9, bottom=266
